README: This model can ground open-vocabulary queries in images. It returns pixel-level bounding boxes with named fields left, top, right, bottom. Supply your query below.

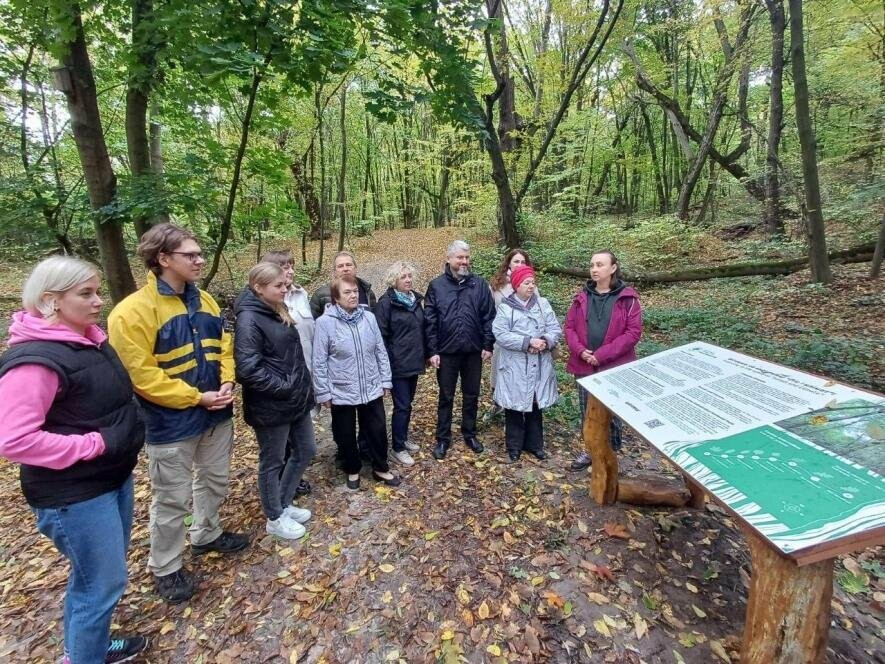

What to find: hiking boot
left=282, top=505, right=312, bottom=524
left=295, top=479, right=312, bottom=497
left=569, top=452, right=592, bottom=471
left=155, top=569, right=195, bottom=604
left=105, top=636, right=148, bottom=663
left=403, top=439, right=420, bottom=452
left=266, top=516, right=306, bottom=540
left=191, top=531, right=249, bottom=555
left=390, top=449, right=415, bottom=466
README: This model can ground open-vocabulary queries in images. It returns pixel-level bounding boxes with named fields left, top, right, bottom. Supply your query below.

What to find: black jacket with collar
left=234, top=287, right=314, bottom=428
left=309, top=276, right=376, bottom=320
left=375, top=287, right=427, bottom=378
left=424, top=265, right=496, bottom=356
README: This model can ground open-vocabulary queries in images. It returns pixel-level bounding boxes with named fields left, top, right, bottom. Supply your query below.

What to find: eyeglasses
left=166, top=251, right=204, bottom=263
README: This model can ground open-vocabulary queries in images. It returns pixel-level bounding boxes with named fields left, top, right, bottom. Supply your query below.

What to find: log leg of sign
left=583, top=394, right=617, bottom=504
left=742, top=529, right=833, bottom=664
left=583, top=395, right=691, bottom=507
left=684, top=474, right=707, bottom=509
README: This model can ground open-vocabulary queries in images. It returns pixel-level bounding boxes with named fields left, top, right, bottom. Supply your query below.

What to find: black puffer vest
left=0, top=340, right=144, bottom=508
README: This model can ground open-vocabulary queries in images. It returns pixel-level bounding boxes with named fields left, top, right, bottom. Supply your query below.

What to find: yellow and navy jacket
left=108, top=272, right=235, bottom=444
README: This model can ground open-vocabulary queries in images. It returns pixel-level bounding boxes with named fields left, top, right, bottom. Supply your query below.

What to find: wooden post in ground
left=742, top=530, right=833, bottom=664
left=684, top=473, right=707, bottom=509
left=583, top=394, right=617, bottom=504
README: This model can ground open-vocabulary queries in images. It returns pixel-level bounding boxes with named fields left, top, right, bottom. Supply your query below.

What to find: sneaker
left=346, top=476, right=360, bottom=491
left=403, top=439, right=420, bottom=452
left=155, top=569, right=195, bottom=603
left=295, top=479, right=312, bottom=497
left=105, top=636, right=148, bottom=663
left=569, top=452, right=592, bottom=471
left=266, top=516, right=306, bottom=540
left=390, top=449, right=415, bottom=466
left=282, top=505, right=312, bottom=524
left=191, top=531, right=250, bottom=555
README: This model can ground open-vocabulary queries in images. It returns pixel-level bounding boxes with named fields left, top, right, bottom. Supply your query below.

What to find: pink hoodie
left=0, top=311, right=106, bottom=469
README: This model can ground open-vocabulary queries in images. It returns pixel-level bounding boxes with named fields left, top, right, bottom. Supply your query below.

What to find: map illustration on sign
left=578, top=342, right=885, bottom=558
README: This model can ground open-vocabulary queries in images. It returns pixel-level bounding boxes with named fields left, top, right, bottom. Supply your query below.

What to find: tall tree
left=52, top=0, right=136, bottom=302
left=789, top=0, right=831, bottom=283
left=763, top=0, right=787, bottom=235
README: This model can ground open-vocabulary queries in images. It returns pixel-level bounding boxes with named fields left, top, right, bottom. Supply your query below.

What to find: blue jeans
left=391, top=376, right=419, bottom=452
left=34, top=476, right=134, bottom=664
left=255, top=414, right=316, bottom=521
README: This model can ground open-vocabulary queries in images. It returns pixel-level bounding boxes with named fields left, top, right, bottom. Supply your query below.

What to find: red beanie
left=510, top=265, right=536, bottom=291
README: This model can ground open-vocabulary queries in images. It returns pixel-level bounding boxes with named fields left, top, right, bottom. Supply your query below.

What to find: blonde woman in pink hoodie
left=0, top=257, right=147, bottom=664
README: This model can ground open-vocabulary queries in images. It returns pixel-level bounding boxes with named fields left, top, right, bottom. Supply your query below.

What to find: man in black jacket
left=425, top=240, right=496, bottom=459
left=309, top=251, right=377, bottom=319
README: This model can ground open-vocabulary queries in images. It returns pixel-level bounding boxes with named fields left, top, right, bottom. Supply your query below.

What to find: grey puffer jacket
left=492, top=293, right=562, bottom=412
left=312, top=307, right=392, bottom=406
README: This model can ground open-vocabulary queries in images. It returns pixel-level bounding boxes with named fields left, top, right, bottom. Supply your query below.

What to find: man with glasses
left=109, top=223, right=248, bottom=604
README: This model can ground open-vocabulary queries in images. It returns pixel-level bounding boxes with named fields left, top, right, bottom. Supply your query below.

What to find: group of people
left=0, top=223, right=643, bottom=664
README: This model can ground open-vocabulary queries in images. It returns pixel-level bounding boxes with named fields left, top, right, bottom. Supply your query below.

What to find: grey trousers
left=146, top=419, right=234, bottom=576
left=255, top=414, right=316, bottom=521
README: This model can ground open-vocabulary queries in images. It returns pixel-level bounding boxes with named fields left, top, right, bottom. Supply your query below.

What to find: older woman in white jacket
left=492, top=266, right=561, bottom=463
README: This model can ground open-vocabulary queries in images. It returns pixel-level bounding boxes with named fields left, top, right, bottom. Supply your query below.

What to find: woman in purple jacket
left=563, top=250, right=642, bottom=471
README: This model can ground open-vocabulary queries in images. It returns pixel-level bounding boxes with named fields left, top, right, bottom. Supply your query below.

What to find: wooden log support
left=617, top=475, right=690, bottom=507
left=684, top=473, right=707, bottom=509
left=583, top=393, right=618, bottom=504
left=742, top=530, right=833, bottom=664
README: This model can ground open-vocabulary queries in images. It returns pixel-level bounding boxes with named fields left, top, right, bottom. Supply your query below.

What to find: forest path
left=0, top=228, right=877, bottom=663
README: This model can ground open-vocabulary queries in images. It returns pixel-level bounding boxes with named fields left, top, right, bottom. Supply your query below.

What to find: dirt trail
left=0, top=228, right=879, bottom=663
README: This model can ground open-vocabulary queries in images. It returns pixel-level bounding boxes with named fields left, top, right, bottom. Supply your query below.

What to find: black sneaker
left=191, top=531, right=250, bottom=555
left=295, top=479, right=312, bottom=497
left=105, top=636, right=148, bottom=663
left=155, top=569, right=195, bottom=603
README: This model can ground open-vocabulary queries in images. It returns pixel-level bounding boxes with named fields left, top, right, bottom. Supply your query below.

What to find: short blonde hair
left=384, top=261, right=418, bottom=288
left=248, top=262, right=293, bottom=326
left=21, top=256, right=101, bottom=318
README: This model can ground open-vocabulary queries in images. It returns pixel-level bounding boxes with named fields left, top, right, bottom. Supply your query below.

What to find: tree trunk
left=543, top=242, right=875, bottom=284
left=55, top=1, right=135, bottom=302
left=360, top=115, right=371, bottom=222
left=870, top=211, right=885, bottom=278
left=764, top=0, right=786, bottom=235
left=126, top=0, right=162, bottom=239
left=149, top=104, right=170, bottom=225
left=203, top=57, right=268, bottom=288
left=640, top=103, right=668, bottom=213
left=337, top=85, right=348, bottom=251
left=789, top=0, right=831, bottom=283
left=486, top=0, right=520, bottom=151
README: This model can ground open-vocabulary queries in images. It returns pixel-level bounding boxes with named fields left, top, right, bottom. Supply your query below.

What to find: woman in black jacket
left=375, top=261, right=426, bottom=466
left=235, top=263, right=316, bottom=540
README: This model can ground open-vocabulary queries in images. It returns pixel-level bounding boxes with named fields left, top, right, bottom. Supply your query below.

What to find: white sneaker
left=266, top=517, right=305, bottom=540
left=404, top=440, right=419, bottom=452
left=390, top=450, right=415, bottom=466
left=282, top=505, right=312, bottom=524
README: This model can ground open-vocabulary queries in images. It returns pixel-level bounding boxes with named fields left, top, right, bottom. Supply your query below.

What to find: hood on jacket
left=7, top=310, right=105, bottom=347
left=503, top=291, right=539, bottom=310
left=585, top=278, right=626, bottom=298
left=234, top=285, right=281, bottom=319
left=572, top=282, right=638, bottom=306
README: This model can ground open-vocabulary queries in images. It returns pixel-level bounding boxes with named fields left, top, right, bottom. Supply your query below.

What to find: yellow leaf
left=587, top=592, right=610, bottom=605
left=385, top=651, right=400, bottom=662
left=486, top=644, right=502, bottom=656
left=710, top=640, right=730, bottom=662
left=456, top=585, right=471, bottom=605
left=634, top=613, right=648, bottom=640
left=441, top=628, right=455, bottom=641
left=692, top=604, right=707, bottom=618
left=328, top=543, right=342, bottom=557
left=160, top=621, right=176, bottom=635
left=379, top=563, right=395, bottom=573
left=381, top=590, right=393, bottom=604
left=809, top=414, right=829, bottom=426
left=424, top=531, right=439, bottom=541
left=289, top=649, right=299, bottom=664
left=478, top=600, right=490, bottom=620
left=685, top=582, right=699, bottom=593
left=502, top=530, right=514, bottom=544
left=593, top=619, right=611, bottom=637
left=278, top=547, right=294, bottom=557
left=530, top=576, right=545, bottom=586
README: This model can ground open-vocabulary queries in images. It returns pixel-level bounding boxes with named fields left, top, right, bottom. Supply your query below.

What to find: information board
left=578, top=342, right=885, bottom=557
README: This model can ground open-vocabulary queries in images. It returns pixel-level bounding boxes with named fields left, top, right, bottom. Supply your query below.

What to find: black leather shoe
left=464, top=436, right=484, bottom=453
left=295, top=479, right=311, bottom=497
left=372, top=472, right=402, bottom=487
left=507, top=452, right=520, bottom=463
left=156, top=568, right=195, bottom=603
left=191, top=531, right=249, bottom=555
left=530, top=450, right=547, bottom=461
left=433, top=441, right=449, bottom=460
